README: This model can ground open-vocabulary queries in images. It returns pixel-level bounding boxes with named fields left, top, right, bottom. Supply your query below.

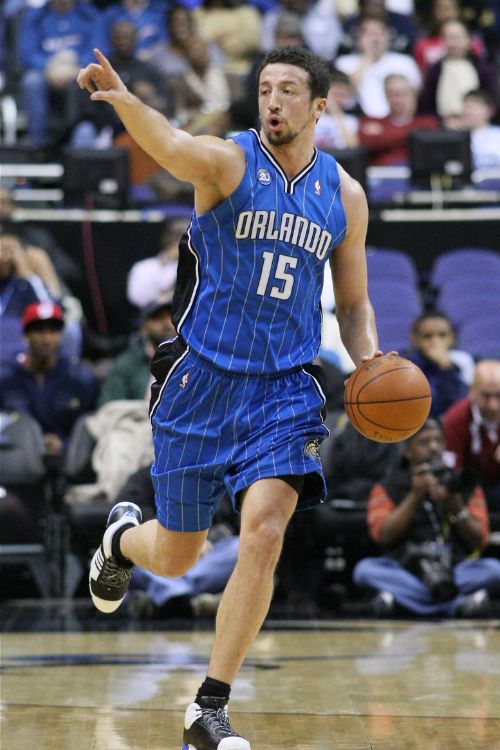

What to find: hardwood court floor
left=2, top=612, right=500, bottom=750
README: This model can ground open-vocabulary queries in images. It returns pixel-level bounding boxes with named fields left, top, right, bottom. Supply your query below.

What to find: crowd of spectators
left=1, top=0, right=500, bottom=617
left=1, top=211, right=499, bottom=618
left=1, top=0, right=499, bottom=176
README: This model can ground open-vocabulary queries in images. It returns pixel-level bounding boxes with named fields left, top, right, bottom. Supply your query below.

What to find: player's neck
left=259, top=131, right=316, bottom=180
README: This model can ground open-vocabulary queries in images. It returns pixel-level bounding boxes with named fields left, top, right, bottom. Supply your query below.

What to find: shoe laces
left=202, top=706, right=237, bottom=738
left=100, top=556, right=131, bottom=587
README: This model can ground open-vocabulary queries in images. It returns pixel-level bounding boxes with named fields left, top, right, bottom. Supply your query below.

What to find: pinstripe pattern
left=150, top=348, right=329, bottom=531
left=149, top=130, right=347, bottom=530
left=177, top=130, right=347, bottom=374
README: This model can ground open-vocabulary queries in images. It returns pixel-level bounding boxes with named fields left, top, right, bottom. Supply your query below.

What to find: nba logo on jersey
left=314, top=179, right=321, bottom=195
left=180, top=373, right=190, bottom=389
left=257, top=168, right=271, bottom=185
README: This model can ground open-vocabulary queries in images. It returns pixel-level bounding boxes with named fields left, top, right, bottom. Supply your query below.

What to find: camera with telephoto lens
left=401, top=541, right=458, bottom=603
left=426, top=460, right=477, bottom=495
left=416, top=544, right=458, bottom=603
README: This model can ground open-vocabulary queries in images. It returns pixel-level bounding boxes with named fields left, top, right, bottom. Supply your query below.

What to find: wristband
left=448, top=508, right=469, bottom=525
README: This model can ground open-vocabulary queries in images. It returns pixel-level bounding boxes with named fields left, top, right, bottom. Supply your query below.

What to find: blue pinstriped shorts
left=149, top=338, right=328, bottom=532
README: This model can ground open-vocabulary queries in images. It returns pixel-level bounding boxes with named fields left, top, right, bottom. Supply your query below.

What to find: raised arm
left=77, top=49, right=244, bottom=213
left=329, top=166, right=379, bottom=366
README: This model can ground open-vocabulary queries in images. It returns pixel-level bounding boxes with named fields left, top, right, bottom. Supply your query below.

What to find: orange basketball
left=344, top=354, right=432, bottom=443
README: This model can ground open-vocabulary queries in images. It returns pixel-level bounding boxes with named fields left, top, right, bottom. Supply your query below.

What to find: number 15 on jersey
left=256, top=251, right=298, bottom=300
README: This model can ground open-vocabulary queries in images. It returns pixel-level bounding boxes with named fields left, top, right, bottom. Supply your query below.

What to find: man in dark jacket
left=0, top=302, right=98, bottom=459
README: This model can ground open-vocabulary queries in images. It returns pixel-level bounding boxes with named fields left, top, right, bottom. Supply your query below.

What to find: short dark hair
left=256, top=46, right=331, bottom=100
left=463, top=88, right=496, bottom=109
left=411, top=311, right=453, bottom=336
left=329, top=67, right=351, bottom=87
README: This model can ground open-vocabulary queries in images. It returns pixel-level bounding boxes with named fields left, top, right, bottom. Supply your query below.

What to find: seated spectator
left=261, top=0, right=343, bottom=62
left=413, top=0, right=486, bottom=72
left=98, top=297, right=176, bottom=407
left=335, top=16, right=422, bottom=117
left=314, top=68, right=360, bottom=150
left=71, top=19, right=168, bottom=149
left=165, top=35, right=231, bottom=136
left=19, top=0, right=103, bottom=147
left=0, top=302, right=98, bottom=463
left=152, top=4, right=224, bottom=83
left=447, top=88, right=500, bottom=170
left=194, top=0, right=262, bottom=99
left=358, top=73, right=438, bottom=164
left=0, top=188, right=84, bottom=296
left=419, top=19, right=498, bottom=118
left=103, top=0, right=168, bottom=61
left=340, top=0, right=418, bottom=56
left=0, top=233, right=54, bottom=367
left=353, top=418, right=500, bottom=617
left=404, top=311, right=469, bottom=418
left=442, top=359, right=500, bottom=514
left=127, top=216, right=188, bottom=309
left=1, top=232, right=84, bottom=361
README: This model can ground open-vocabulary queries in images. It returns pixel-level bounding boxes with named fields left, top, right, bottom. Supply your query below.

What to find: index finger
left=93, top=48, right=114, bottom=72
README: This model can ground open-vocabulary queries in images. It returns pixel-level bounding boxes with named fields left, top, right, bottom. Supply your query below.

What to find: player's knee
left=242, top=517, right=285, bottom=567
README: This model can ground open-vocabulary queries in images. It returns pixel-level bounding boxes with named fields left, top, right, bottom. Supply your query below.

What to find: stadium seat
left=457, top=318, right=500, bottom=360
left=431, top=248, right=500, bottom=288
left=366, top=247, right=418, bottom=285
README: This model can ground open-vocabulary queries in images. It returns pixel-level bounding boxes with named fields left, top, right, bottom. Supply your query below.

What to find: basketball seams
left=344, top=394, right=431, bottom=405
left=343, top=354, right=432, bottom=442
left=355, top=407, right=427, bottom=431
left=355, top=365, right=426, bottom=397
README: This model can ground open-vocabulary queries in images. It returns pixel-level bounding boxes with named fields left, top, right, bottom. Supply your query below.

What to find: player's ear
left=315, top=97, right=327, bottom=120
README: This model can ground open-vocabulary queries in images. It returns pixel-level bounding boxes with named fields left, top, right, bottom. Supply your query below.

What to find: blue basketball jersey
left=173, top=129, right=347, bottom=374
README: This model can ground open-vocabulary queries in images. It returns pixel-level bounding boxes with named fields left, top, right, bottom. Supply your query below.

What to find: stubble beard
left=264, top=127, right=297, bottom=146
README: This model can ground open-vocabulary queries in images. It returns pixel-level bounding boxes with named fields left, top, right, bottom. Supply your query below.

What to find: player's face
left=258, top=64, right=325, bottom=147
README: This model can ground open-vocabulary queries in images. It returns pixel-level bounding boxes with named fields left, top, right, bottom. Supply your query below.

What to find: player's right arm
left=77, top=49, right=244, bottom=213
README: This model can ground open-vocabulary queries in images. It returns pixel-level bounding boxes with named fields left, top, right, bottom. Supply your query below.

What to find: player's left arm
left=330, top=166, right=379, bottom=367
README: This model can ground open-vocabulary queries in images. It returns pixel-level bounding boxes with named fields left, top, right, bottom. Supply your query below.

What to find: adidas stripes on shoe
left=89, top=501, right=142, bottom=613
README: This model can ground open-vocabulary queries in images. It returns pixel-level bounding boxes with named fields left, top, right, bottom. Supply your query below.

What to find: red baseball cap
left=22, top=302, right=65, bottom=332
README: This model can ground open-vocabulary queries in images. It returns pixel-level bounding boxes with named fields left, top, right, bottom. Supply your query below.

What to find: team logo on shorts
left=180, top=373, right=190, bottom=389
left=257, top=168, right=271, bottom=185
left=304, top=439, right=321, bottom=462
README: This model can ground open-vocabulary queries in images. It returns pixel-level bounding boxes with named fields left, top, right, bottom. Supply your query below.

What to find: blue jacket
left=0, top=355, right=98, bottom=441
left=20, top=1, right=104, bottom=70
left=103, top=0, right=168, bottom=56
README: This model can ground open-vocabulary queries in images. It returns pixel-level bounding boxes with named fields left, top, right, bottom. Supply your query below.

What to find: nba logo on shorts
left=257, top=168, right=271, bottom=185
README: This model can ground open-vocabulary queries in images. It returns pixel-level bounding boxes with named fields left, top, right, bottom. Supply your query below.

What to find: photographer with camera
left=353, top=419, right=500, bottom=617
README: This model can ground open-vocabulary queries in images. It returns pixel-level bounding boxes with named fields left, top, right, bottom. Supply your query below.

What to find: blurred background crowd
left=0, top=0, right=499, bottom=621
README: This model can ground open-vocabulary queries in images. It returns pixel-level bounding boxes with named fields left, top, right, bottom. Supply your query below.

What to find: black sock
left=111, top=523, right=135, bottom=566
left=196, top=676, right=231, bottom=703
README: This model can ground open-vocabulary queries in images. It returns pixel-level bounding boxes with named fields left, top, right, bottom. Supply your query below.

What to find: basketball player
left=77, top=46, right=381, bottom=750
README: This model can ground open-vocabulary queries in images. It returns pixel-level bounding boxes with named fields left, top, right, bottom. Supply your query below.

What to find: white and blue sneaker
left=182, top=696, right=251, bottom=749
left=89, top=501, right=142, bottom=613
